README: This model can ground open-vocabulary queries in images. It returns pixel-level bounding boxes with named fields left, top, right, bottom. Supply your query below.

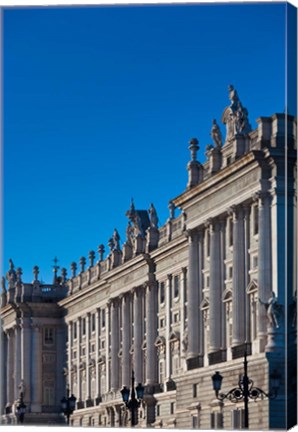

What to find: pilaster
left=31, top=322, right=42, bottom=412
left=133, top=287, right=143, bottom=384
left=121, top=293, right=131, bottom=388
left=110, top=298, right=119, bottom=391
left=145, top=281, right=157, bottom=385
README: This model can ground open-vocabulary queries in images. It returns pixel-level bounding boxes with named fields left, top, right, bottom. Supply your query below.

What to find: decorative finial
left=9, top=259, right=14, bottom=271
left=79, top=257, right=86, bottom=273
left=188, top=138, right=199, bottom=161
left=108, top=237, right=114, bottom=253
left=88, top=250, right=95, bottom=267
left=98, top=244, right=105, bottom=262
left=126, top=198, right=136, bottom=221
left=33, top=265, right=39, bottom=281
left=70, top=262, right=77, bottom=278
left=52, top=257, right=60, bottom=284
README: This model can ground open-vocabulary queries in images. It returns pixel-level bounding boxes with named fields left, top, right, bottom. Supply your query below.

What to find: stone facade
left=1, top=88, right=297, bottom=429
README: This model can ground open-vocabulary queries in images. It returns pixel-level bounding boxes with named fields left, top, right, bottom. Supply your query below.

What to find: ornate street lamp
left=16, top=393, right=26, bottom=424
left=120, top=370, right=144, bottom=427
left=211, top=350, right=280, bottom=429
left=61, top=387, right=77, bottom=425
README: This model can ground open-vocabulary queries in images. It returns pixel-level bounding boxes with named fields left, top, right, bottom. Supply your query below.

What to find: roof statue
left=113, top=228, right=121, bottom=251
left=222, top=85, right=252, bottom=142
left=210, top=119, right=222, bottom=148
left=148, top=203, right=159, bottom=229
left=125, top=221, right=134, bottom=246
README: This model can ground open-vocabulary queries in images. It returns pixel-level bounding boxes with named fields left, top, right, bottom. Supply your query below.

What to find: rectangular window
left=73, top=322, right=77, bottom=340
left=156, top=405, right=160, bottom=417
left=193, top=383, right=198, bottom=398
left=160, top=318, right=165, bottom=328
left=206, top=230, right=210, bottom=257
left=228, top=266, right=233, bottom=279
left=253, top=205, right=259, bottom=235
left=173, top=312, right=179, bottom=323
left=192, top=416, right=198, bottom=428
left=91, top=314, right=96, bottom=332
left=82, top=318, right=86, bottom=336
left=174, top=275, right=179, bottom=298
left=44, top=328, right=54, bottom=345
left=101, top=309, right=106, bottom=328
left=170, top=402, right=175, bottom=415
left=231, top=409, right=245, bottom=429
left=159, top=282, right=165, bottom=304
left=211, top=412, right=223, bottom=430
left=229, top=218, right=233, bottom=246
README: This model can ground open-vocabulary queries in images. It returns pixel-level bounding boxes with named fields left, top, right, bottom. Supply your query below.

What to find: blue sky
left=2, top=2, right=295, bottom=283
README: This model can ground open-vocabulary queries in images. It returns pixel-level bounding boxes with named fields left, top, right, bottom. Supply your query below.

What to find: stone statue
left=259, top=291, right=282, bottom=328
left=126, top=221, right=134, bottom=246
left=223, top=85, right=251, bottom=141
left=148, top=203, right=159, bottom=229
left=9, top=259, right=14, bottom=271
left=18, top=380, right=26, bottom=398
left=228, top=84, right=239, bottom=110
left=168, top=201, right=175, bottom=220
left=134, top=213, right=143, bottom=237
left=108, top=237, right=114, bottom=254
left=113, top=229, right=121, bottom=251
left=210, top=119, right=222, bottom=148
left=182, top=331, right=188, bottom=353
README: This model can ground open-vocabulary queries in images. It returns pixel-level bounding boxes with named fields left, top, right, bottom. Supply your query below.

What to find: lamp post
left=15, top=393, right=26, bottom=424
left=211, top=350, right=280, bottom=429
left=120, top=371, right=144, bottom=427
left=61, top=387, right=77, bottom=425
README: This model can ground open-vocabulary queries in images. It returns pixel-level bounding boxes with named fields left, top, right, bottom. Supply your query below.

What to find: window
left=101, top=340, right=105, bottom=349
left=156, top=405, right=160, bottom=417
left=82, top=318, right=86, bottom=336
left=170, top=402, right=175, bottom=415
left=44, top=328, right=54, bottom=345
left=193, top=383, right=198, bottom=398
left=206, top=230, right=210, bottom=257
left=159, top=360, right=165, bottom=385
left=73, top=350, right=77, bottom=360
left=253, top=205, right=259, bottom=235
left=73, top=322, right=77, bottom=340
left=173, top=312, right=179, bottom=323
left=226, top=155, right=232, bottom=166
left=101, top=309, right=106, bottom=328
left=192, top=416, right=198, bottom=428
left=211, top=412, right=223, bottom=429
left=252, top=255, right=258, bottom=269
left=91, top=314, right=96, bottom=332
left=228, top=266, right=233, bottom=279
left=229, top=218, right=233, bottom=246
left=43, top=385, right=55, bottom=405
left=159, top=282, right=165, bottom=304
left=160, top=318, right=165, bottom=328
left=231, top=409, right=245, bottom=429
left=173, top=275, right=179, bottom=298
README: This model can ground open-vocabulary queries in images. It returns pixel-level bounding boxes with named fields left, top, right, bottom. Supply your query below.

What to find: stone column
left=86, top=313, right=91, bottom=399
left=180, top=268, right=187, bottom=360
left=105, top=303, right=110, bottom=393
left=219, top=218, right=227, bottom=352
left=257, top=192, right=273, bottom=347
left=121, top=293, right=131, bottom=388
left=243, top=204, right=251, bottom=343
left=77, top=318, right=82, bottom=401
left=186, top=230, right=199, bottom=360
left=110, top=299, right=119, bottom=391
left=231, top=206, right=246, bottom=347
left=56, top=325, right=66, bottom=405
left=67, top=322, right=72, bottom=392
left=6, top=329, right=15, bottom=408
left=20, top=317, right=31, bottom=405
left=145, top=280, right=157, bottom=385
left=14, top=324, right=21, bottom=401
left=31, top=323, right=42, bottom=412
left=133, top=287, right=143, bottom=384
left=1, top=331, right=7, bottom=413
left=165, top=274, right=172, bottom=378
left=209, top=219, right=222, bottom=353
left=95, top=309, right=100, bottom=398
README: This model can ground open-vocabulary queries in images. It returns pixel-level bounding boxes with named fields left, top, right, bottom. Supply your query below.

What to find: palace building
left=1, top=87, right=297, bottom=429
